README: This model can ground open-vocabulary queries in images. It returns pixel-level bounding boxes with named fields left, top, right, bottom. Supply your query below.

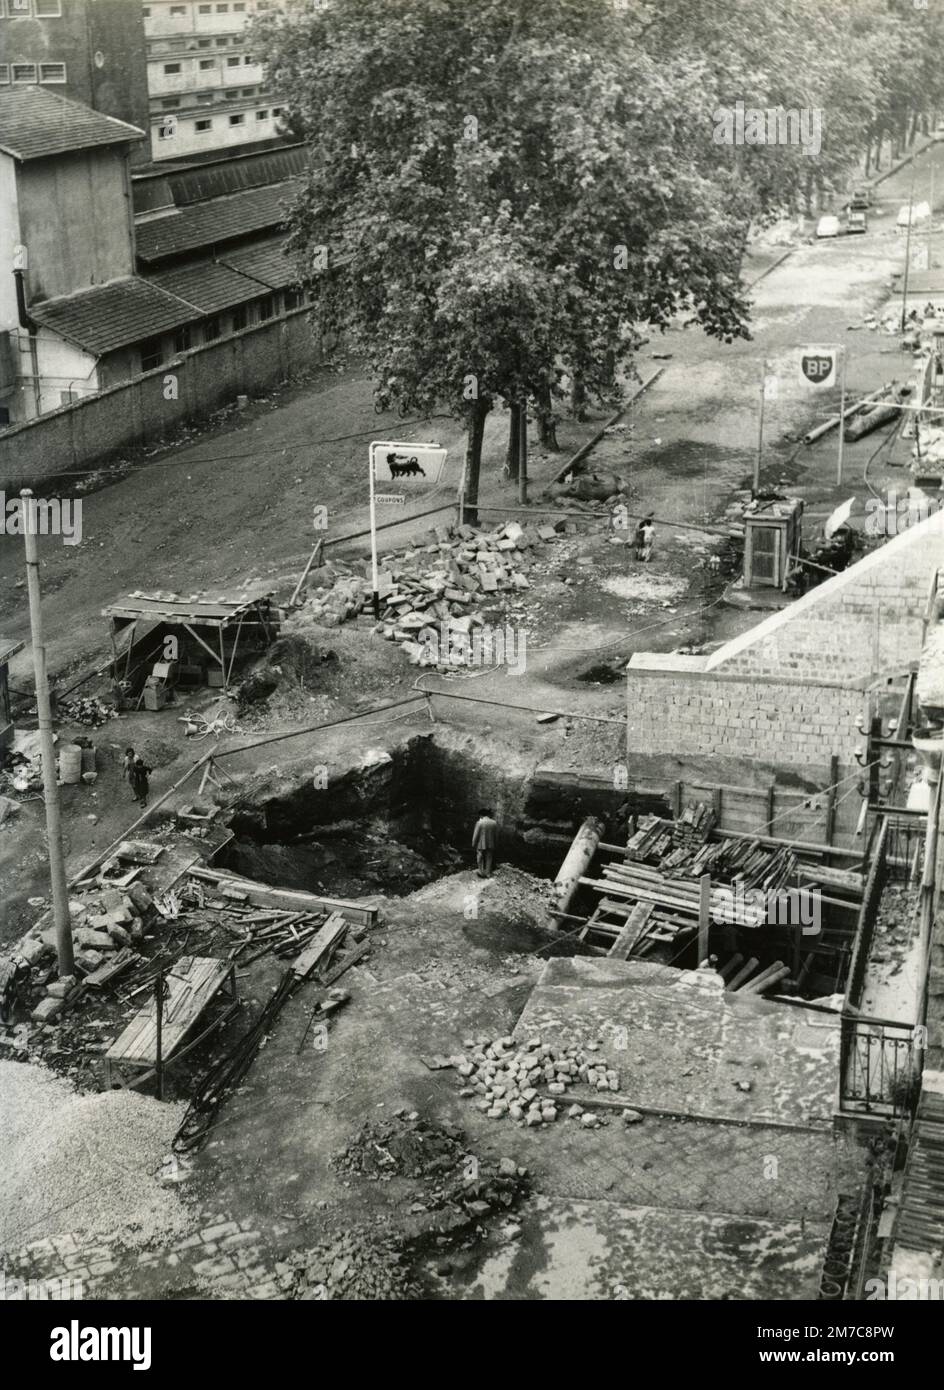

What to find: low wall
left=0, top=307, right=331, bottom=489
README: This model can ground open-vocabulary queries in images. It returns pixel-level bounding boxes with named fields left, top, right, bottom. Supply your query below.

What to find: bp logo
left=800, top=352, right=835, bottom=386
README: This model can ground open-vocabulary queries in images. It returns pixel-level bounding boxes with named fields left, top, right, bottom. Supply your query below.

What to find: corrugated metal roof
left=150, top=261, right=262, bottom=314
left=162, top=144, right=308, bottom=208
left=0, top=638, right=25, bottom=667
left=104, top=590, right=275, bottom=626
left=29, top=278, right=196, bottom=355
left=218, top=237, right=298, bottom=290
left=134, top=181, right=295, bottom=263
left=0, top=88, right=144, bottom=162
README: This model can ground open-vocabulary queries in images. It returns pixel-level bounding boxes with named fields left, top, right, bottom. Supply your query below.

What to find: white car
left=897, top=201, right=931, bottom=228
left=816, top=215, right=841, bottom=238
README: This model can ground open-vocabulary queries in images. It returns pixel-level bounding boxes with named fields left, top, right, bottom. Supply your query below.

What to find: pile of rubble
left=282, top=1230, right=421, bottom=1301
left=455, top=1034, right=621, bottom=1127
left=15, top=880, right=155, bottom=1025
left=335, top=1111, right=529, bottom=1246
left=303, top=519, right=564, bottom=668
left=58, top=695, right=118, bottom=728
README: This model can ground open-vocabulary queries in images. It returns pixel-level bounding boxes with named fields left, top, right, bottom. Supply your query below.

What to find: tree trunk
left=864, top=135, right=872, bottom=178
left=535, top=384, right=559, bottom=450
left=571, top=372, right=588, bottom=422
left=462, top=397, right=490, bottom=525
left=505, top=403, right=521, bottom=482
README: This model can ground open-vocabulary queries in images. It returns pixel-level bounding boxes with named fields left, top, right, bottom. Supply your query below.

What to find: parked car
left=848, top=187, right=873, bottom=210
left=816, top=215, right=841, bottom=238
left=845, top=210, right=868, bottom=234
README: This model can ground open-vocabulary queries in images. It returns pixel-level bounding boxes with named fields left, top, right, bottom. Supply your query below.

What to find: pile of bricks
left=304, top=519, right=562, bottom=667
left=21, top=882, right=155, bottom=1024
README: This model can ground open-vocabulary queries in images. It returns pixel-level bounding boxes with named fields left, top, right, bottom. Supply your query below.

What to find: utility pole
left=21, top=489, right=74, bottom=978
left=753, top=359, right=768, bottom=493
left=901, top=158, right=918, bottom=332
left=836, top=348, right=847, bottom=486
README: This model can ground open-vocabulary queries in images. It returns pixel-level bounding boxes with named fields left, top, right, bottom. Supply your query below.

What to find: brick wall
left=708, top=511, right=944, bottom=685
left=0, top=306, right=330, bottom=489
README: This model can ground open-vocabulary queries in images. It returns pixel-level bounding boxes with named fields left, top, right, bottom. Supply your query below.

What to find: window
left=241, top=87, right=255, bottom=96
left=143, top=6, right=152, bottom=14
left=170, top=5, right=187, bottom=14
left=157, top=115, right=177, bottom=138
left=255, top=108, right=268, bottom=120
left=161, top=97, right=180, bottom=108
left=195, top=117, right=212, bottom=131
left=228, top=112, right=245, bottom=124
left=12, top=64, right=38, bottom=83
left=59, top=390, right=78, bottom=406
left=215, top=36, right=228, bottom=45
left=272, top=106, right=282, bottom=117
left=216, top=2, right=228, bottom=10
left=0, top=67, right=9, bottom=85
left=174, top=326, right=191, bottom=354
left=8, top=0, right=32, bottom=14
left=233, top=2, right=245, bottom=10
left=203, top=317, right=222, bottom=342
left=39, top=63, right=66, bottom=82
left=164, top=62, right=182, bottom=74
left=140, top=339, right=164, bottom=373
left=197, top=37, right=212, bottom=47
left=35, top=0, right=62, bottom=13
left=198, top=3, right=211, bottom=10
left=232, top=305, right=248, bottom=332
left=283, top=289, right=302, bottom=311
left=256, top=295, right=273, bottom=321
left=199, top=58, right=215, bottom=68
left=244, top=54, right=254, bottom=64
left=226, top=55, right=240, bottom=66
left=224, top=89, right=239, bottom=99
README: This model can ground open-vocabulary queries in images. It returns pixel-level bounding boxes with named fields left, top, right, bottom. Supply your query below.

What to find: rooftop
left=0, top=88, right=145, bottom=163
left=149, top=260, right=266, bottom=314
left=134, top=180, right=296, bottom=263
left=29, top=278, right=197, bottom=356
left=219, top=237, right=298, bottom=290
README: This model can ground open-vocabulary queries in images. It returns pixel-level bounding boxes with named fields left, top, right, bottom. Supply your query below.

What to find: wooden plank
left=106, top=955, right=232, bottom=1064
left=608, top=903, right=653, bottom=960
left=291, top=913, right=348, bottom=979
left=188, top=867, right=377, bottom=927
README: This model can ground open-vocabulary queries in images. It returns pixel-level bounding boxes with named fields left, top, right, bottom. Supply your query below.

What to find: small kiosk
left=742, top=498, right=804, bottom=591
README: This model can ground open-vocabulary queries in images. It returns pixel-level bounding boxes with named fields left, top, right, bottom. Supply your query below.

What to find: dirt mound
left=335, top=1112, right=465, bottom=1181
left=284, top=1230, right=421, bottom=1301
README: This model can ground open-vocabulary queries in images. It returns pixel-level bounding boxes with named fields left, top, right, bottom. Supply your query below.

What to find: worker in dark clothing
left=130, top=755, right=153, bottom=808
left=634, top=513, right=654, bottom=562
left=472, top=809, right=498, bottom=878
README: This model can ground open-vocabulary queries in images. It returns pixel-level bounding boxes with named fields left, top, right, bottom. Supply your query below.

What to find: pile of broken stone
left=302, top=519, right=563, bottom=669
left=456, top=1034, right=628, bottom=1129
left=13, top=881, right=155, bottom=1025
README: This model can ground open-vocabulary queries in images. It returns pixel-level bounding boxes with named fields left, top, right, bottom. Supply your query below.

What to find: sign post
left=368, top=440, right=448, bottom=621
left=836, top=347, right=847, bottom=486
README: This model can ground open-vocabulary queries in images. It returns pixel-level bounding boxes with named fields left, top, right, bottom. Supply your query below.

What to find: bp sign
left=799, top=352, right=836, bottom=388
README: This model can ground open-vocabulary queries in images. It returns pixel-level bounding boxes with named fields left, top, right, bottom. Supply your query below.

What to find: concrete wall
left=625, top=515, right=944, bottom=844
left=0, top=303, right=327, bottom=487
left=17, top=148, right=135, bottom=302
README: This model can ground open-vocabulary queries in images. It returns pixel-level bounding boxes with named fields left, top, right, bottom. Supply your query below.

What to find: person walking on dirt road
left=130, top=755, right=153, bottom=808
left=473, top=809, right=498, bottom=878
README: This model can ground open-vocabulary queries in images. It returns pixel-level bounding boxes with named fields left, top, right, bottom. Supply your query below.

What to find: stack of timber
left=626, top=812, right=798, bottom=889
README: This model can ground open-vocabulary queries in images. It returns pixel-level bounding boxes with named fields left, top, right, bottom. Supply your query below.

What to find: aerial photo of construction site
left=1, top=0, right=944, bottom=1348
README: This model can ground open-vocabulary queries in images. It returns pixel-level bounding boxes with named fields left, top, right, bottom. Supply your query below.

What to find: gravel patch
left=0, top=1059, right=191, bottom=1252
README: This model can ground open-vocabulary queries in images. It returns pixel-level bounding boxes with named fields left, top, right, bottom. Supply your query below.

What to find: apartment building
left=143, top=0, right=289, bottom=161
left=0, top=0, right=150, bottom=146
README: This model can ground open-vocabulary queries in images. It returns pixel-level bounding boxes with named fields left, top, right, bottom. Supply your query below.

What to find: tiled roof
left=218, top=237, right=298, bottom=290
left=0, top=88, right=144, bottom=162
left=134, top=181, right=296, bottom=263
left=150, top=261, right=262, bottom=314
left=29, top=278, right=196, bottom=355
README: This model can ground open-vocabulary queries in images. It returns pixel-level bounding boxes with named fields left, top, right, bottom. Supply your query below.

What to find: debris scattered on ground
left=58, top=696, right=118, bottom=728
left=454, top=1034, right=620, bottom=1126
left=0, top=1059, right=188, bottom=1250
left=299, top=520, right=565, bottom=669
left=282, top=1230, right=422, bottom=1301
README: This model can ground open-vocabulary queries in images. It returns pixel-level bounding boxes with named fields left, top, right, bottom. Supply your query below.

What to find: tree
left=259, top=0, right=756, bottom=513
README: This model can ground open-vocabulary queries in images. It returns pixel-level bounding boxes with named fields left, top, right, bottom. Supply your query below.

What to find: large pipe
left=802, top=387, right=890, bottom=446
left=739, top=961, right=790, bottom=995
left=552, top=815, right=605, bottom=918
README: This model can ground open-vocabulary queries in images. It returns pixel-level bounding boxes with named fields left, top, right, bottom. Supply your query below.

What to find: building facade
left=0, top=0, right=150, bottom=153
left=142, top=0, right=289, bottom=161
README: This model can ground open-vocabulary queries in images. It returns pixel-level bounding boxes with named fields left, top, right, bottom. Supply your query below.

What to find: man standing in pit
left=472, top=809, right=498, bottom=878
